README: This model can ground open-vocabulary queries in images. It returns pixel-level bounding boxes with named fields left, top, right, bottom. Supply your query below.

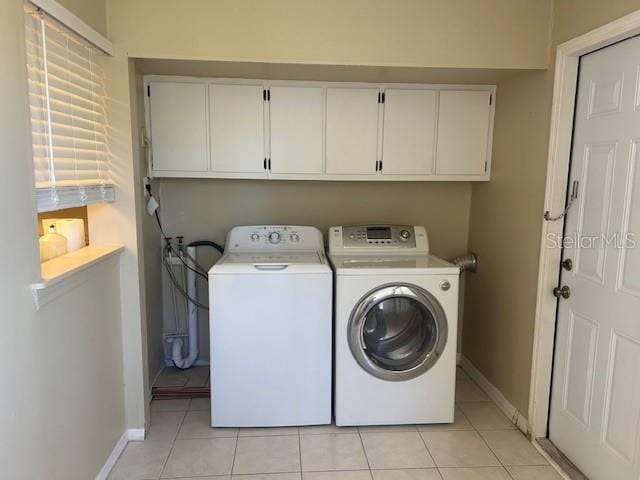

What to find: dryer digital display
left=366, top=227, right=392, bottom=239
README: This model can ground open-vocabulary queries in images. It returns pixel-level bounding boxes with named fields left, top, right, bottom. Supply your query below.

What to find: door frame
left=529, top=9, right=640, bottom=440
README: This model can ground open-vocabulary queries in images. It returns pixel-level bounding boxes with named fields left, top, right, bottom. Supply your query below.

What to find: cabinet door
left=270, top=86, right=324, bottom=174
left=436, top=90, right=491, bottom=176
left=381, top=89, right=436, bottom=175
left=209, top=84, right=265, bottom=173
left=149, top=82, right=208, bottom=173
left=325, top=88, right=379, bottom=175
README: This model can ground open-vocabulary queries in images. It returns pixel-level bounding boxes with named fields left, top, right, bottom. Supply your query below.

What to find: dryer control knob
left=399, top=229, right=411, bottom=241
left=290, top=233, right=300, bottom=242
left=250, top=233, right=260, bottom=242
left=268, top=231, right=281, bottom=244
left=439, top=280, right=451, bottom=291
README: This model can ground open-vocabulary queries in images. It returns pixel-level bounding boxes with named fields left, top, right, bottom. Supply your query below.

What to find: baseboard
left=127, top=428, right=146, bottom=441
left=148, top=364, right=164, bottom=400
left=94, top=428, right=146, bottom=480
left=458, top=355, right=529, bottom=434
left=95, top=430, right=128, bottom=480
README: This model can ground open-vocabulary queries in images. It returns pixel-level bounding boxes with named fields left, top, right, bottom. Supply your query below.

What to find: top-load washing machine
left=328, top=225, right=460, bottom=426
left=209, top=225, right=332, bottom=427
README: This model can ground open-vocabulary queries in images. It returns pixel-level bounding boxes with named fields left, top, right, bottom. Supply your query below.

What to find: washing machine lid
left=330, top=254, right=459, bottom=275
left=210, top=251, right=330, bottom=274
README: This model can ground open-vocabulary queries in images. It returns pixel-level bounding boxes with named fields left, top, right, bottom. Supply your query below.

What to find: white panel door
left=269, top=86, right=324, bottom=174
left=209, top=83, right=265, bottom=174
left=149, top=82, right=208, bottom=172
left=325, top=87, right=379, bottom=175
left=549, top=35, right=640, bottom=480
left=436, top=90, right=491, bottom=176
left=381, top=89, right=436, bottom=175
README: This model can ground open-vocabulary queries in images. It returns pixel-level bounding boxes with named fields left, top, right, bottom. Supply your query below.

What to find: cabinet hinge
left=147, top=85, right=150, bottom=97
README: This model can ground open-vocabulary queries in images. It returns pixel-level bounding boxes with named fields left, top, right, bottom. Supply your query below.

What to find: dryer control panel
left=329, top=225, right=429, bottom=255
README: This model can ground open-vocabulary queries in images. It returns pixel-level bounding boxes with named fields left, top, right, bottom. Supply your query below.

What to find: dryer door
left=348, top=283, right=448, bottom=381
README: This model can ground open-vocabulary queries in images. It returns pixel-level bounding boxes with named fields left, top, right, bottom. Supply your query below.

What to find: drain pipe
left=450, top=252, right=478, bottom=273
left=172, top=246, right=199, bottom=369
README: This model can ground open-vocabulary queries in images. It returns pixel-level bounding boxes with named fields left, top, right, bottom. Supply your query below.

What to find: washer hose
left=188, top=240, right=224, bottom=255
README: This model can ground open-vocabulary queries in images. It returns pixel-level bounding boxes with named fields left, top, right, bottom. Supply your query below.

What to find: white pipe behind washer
left=172, top=245, right=199, bottom=369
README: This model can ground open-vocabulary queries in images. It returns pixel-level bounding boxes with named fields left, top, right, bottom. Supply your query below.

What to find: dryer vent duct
left=450, top=252, right=478, bottom=273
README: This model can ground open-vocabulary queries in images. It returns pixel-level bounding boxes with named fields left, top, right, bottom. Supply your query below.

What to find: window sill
left=31, top=244, right=124, bottom=310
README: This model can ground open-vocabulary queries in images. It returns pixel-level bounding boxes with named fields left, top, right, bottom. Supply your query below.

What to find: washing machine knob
left=250, top=233, right=260, bottom=242
left=290, top=233, right=300, bottom=242
left=399, top=229, right=411, bottom=241
left=268, top=231, right=281, bottom=244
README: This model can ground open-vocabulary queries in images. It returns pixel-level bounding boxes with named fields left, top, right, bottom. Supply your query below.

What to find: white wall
left=0, top=2, right=126, bottom=478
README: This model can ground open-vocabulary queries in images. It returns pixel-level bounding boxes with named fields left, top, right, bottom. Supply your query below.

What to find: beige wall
left=156, top=179, right=473, bottom=361
left=57, top=0, right=107, bottom=36
left=463, top=0, right=640, bottom=417
left=88, top=52, right=150, bottom=431
left=159, top=179, right=472, bottom=260
left=107, top=0, right=552, bottom=69
left=463, top=70, right=553, bottom=414
left=107, top=0, right=554, bottom=387
left=0, top=1, right=126, bottom=478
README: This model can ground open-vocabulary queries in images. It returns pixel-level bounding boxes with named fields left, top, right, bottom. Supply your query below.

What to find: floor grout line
left=230, top=423, right=240, bottom=475
left=356, top=425, right=373, bottom=478
left=297, top=428, right=303, bottom=478
left=156, top=407, right=188, bottom=480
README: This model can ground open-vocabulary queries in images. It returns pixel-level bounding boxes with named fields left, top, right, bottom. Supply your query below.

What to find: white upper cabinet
left=209, top=83, right=265, bottom=174
left=436, top=90, right=492, bottom=176
left=381, top=89, right=436, bottom=175
left=146, top=76, right=495, bottom=181
left=148, top=81, right=208, bottom=172
left=325, top=88, right=379, bottom=175
left=269, top=86, right=324, bottom=175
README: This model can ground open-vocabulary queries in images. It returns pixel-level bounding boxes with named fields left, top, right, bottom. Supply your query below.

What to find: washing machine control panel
left=226, top=225, right=324, bottom=252
left=329, top=225, right=429, bottom=254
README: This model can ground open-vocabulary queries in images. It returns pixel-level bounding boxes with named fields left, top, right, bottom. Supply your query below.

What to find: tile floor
left=154, top=366, right=210, bottom=388
left=110, top=368, right=563, bottom=480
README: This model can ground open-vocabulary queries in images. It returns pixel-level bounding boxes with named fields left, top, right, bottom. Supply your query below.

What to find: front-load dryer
left=328, top=225, right=460, bottom=426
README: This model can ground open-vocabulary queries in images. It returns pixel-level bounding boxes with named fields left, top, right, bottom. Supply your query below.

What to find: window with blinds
left=24, top=5, right=115, bottom=212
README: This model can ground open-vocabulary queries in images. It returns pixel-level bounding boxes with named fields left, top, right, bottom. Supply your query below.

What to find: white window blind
left=24, top=5, right=115, bottom=212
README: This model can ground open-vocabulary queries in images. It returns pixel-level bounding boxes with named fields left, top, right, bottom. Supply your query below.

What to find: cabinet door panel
left=209, top=84, right=265, bottom=173
left=436, top=90, right=491, bottom=176
left=382, top=89, right=436, bottom=175
left=326, top=88, right=379, bottom=175
left=149, top=82, right=208, bottom=172
left=270, top=86, right=324, bottom=174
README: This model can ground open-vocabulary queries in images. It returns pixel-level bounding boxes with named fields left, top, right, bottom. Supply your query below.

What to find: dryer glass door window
left=349, top=284, right=447, bottom=381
